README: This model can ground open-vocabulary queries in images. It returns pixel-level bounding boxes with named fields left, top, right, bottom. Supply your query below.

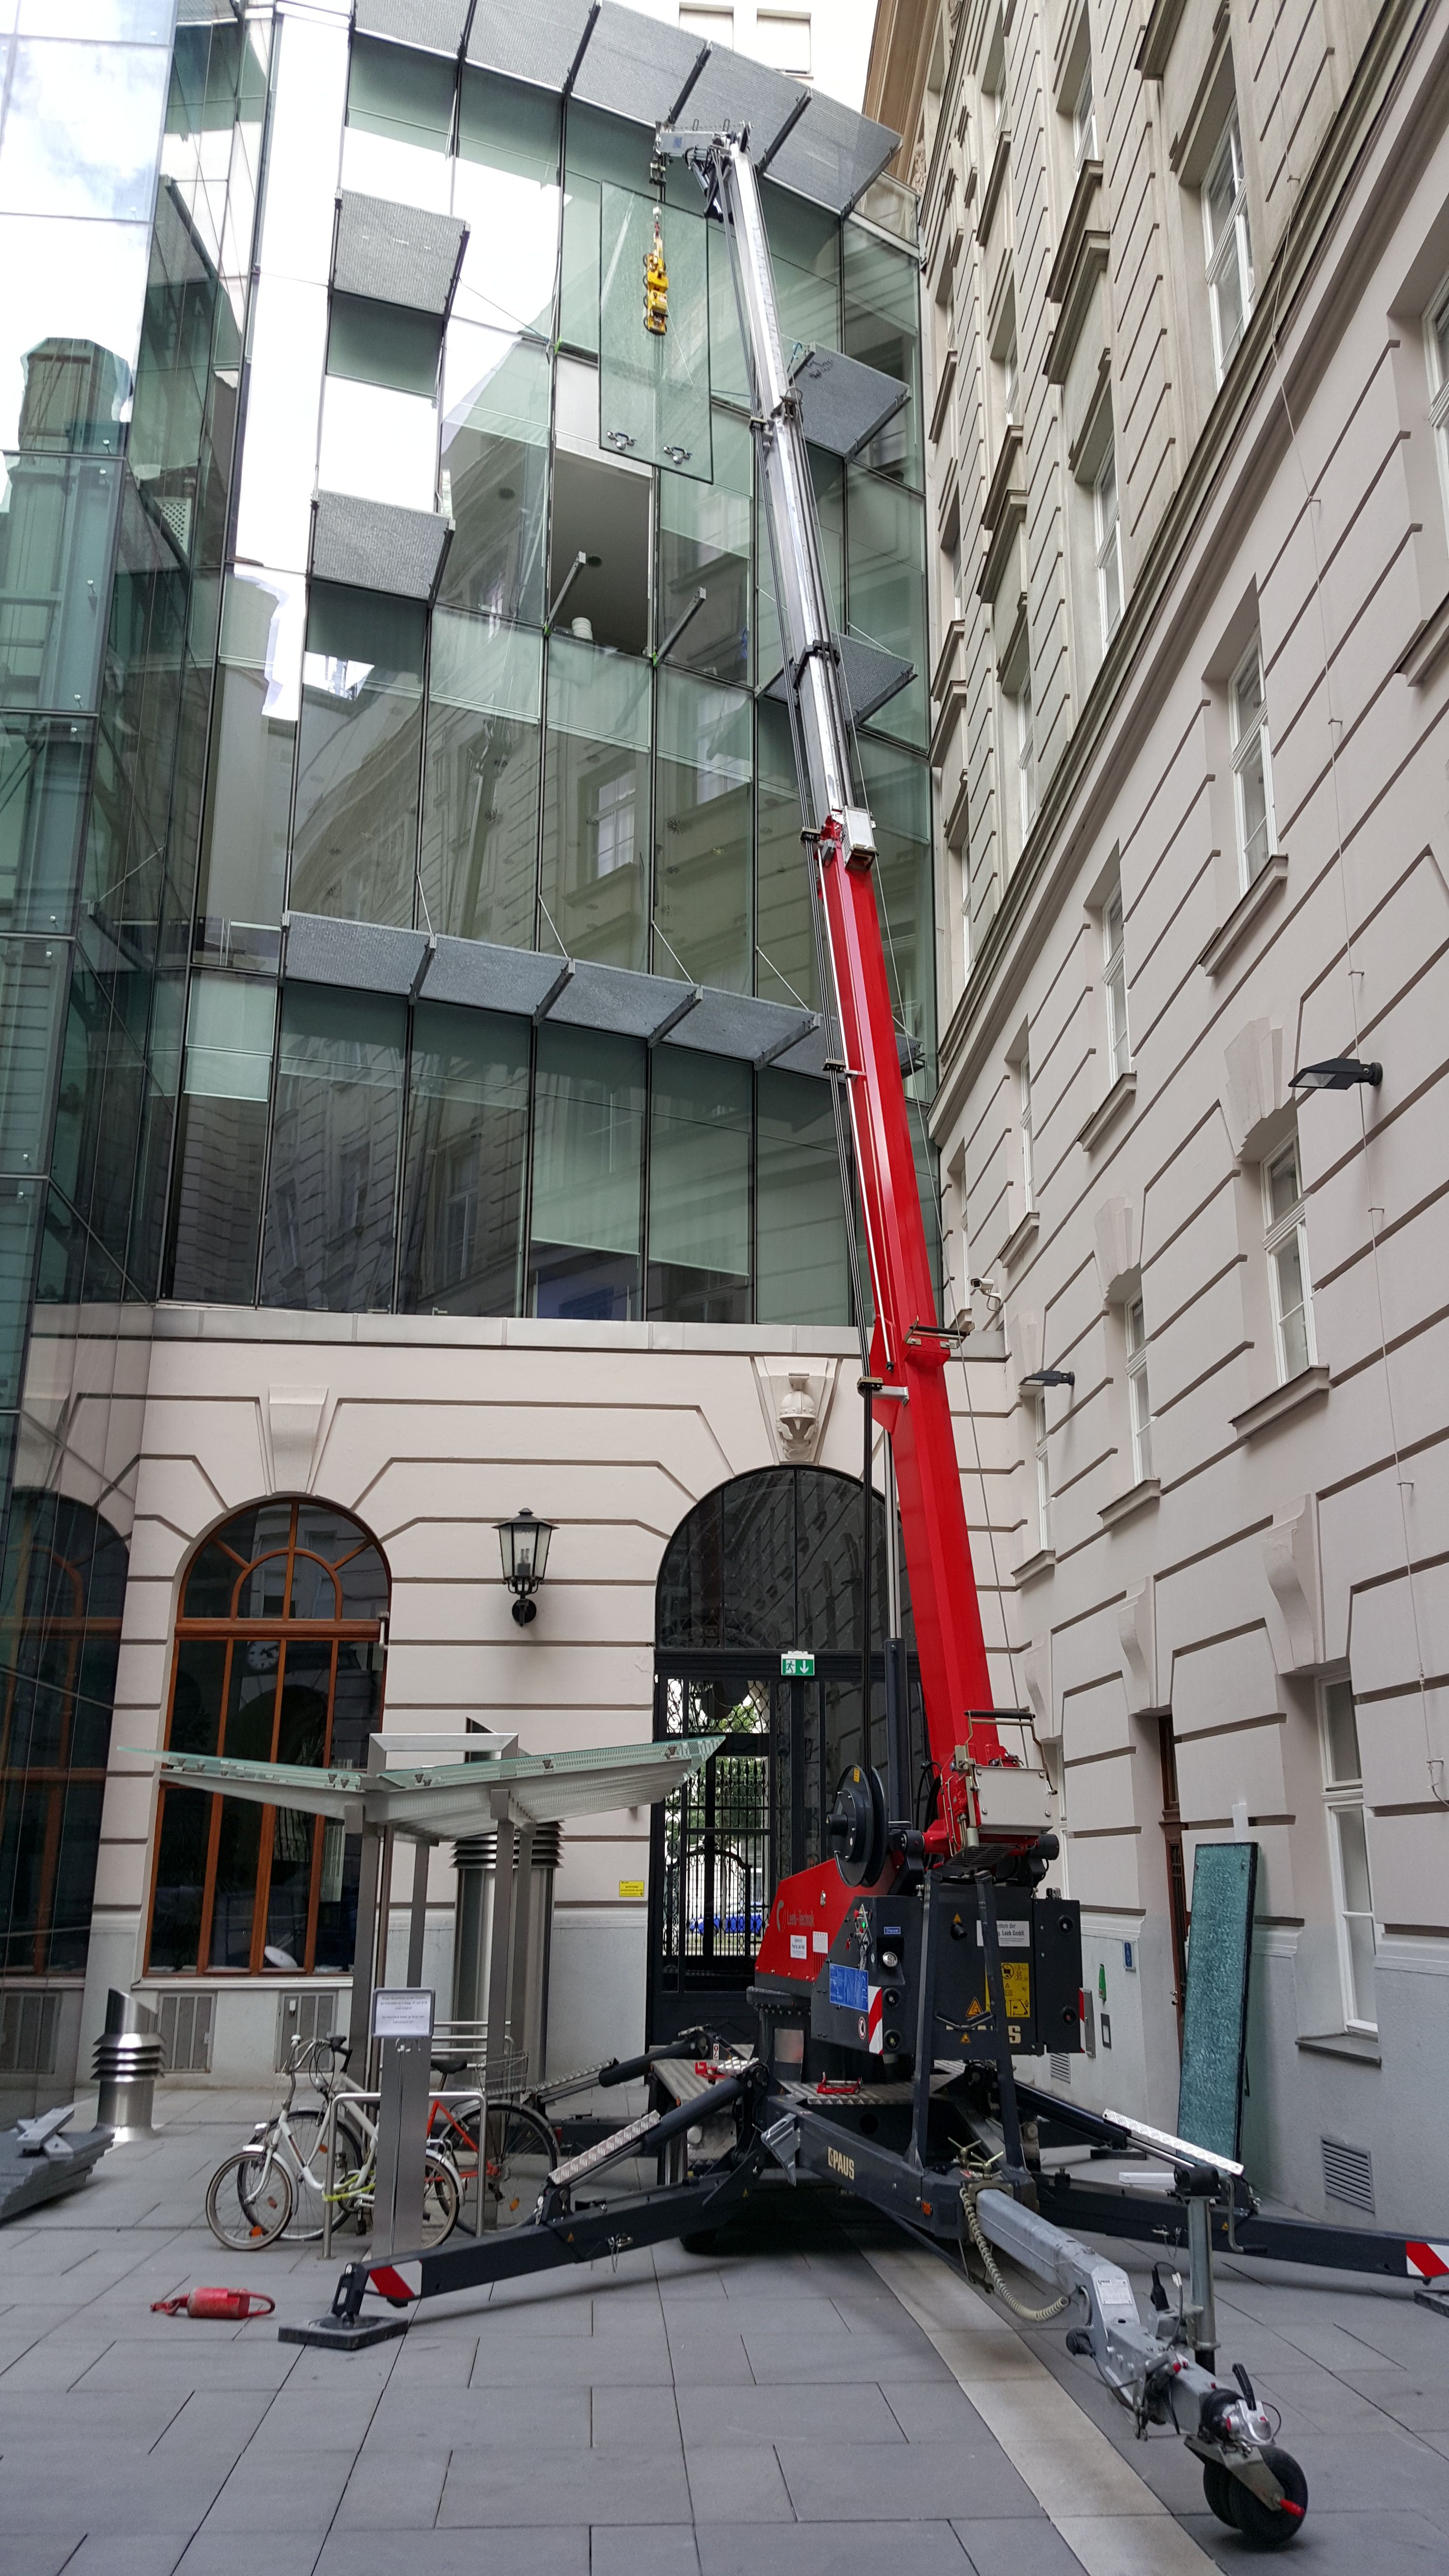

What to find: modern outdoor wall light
left=497, top=1509, right=555, bottom=1625
left=1289, top=1057, right=1383, bottom=1091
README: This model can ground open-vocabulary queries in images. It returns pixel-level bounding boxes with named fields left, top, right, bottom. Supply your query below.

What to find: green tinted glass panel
left=757, top=1069, right=849, bottom=1326
left=421, top=612, right=541, bottom=947
left=327, top=294, right=441, bottom=400
left=843, top=221, right=922, bottom=492
left=347, top=34, right=453, bottom=149
left=755, top=697, right=815, bottom=1012
left=599, top=188, right=711, bottom=482
left=1178, top=1840, right=1258, bottom=2161
left=846, top=469, right=927, bottom=749
left=858, top=734, right=934, bottom=1088
left=658, top=406, right=752, bottom=688
left=528, top=1022, right=643, bottom=1320
left=654, top=668, right=752, bottom=993
left=438, top=331, right=550, bottom=626
left=540, top=636, right=650, bottom=973
left=647, top=1049, right=749, bottom=1323
left=400, top=1001, right=529, bottom=1316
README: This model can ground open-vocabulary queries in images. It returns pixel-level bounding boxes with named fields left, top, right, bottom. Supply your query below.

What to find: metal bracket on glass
left=544, top=550, right=589, bottom=636
left=646, top=984, right=703, bottom=1046
left=408, top=934, right=437, bottom=1003
left=605, top=430, right=636, bottom=452
left=652, top=586, right=707, bottom=667
left=533, top=957, right=575, bottom=1023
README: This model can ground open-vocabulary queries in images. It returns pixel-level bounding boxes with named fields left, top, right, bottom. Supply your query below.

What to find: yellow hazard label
left=1001, top=1960, right=1031, bottom=2018
left=618, top=1880, right=645, bottom=1899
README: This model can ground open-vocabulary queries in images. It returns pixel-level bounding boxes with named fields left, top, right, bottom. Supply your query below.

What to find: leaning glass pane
left=290, top=584, right=425, bottom=928
left=599, top=187, right=712, bottom=481
left=761, top=183, right=841, bottom=354
left=193, top=571, right=303, bottom=972
left=658, top=406, right=752, bottom=687
left=647, top=1049, right=750, bottom=1322
left=399, top=1001, right=530, bottom=1316
left=259, top=985, right=405, bottom=1314
left=757, top=1068, right=849, bottom=1325
left=654, top=668, right=752, bottom=994
left=420, top=611, right=541, bottom=946
left=755, top=698, right=816, bottom=1012
left=438, top=328, right=550, bottom=627
left=847, top=468, right=927, bottom=748
left=856, top=735, right=934, bottom=1087
left=842, top=221, right=923, bottom=491
left=540, top=634, right=650, bottom=972
left=528, top=1022, right=644, bottom=1320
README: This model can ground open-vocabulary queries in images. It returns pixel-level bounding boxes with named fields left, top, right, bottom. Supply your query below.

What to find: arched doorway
left=145, top=1498, right=389, bottom=1979
left=648, top=1466, right=922, bottom=2043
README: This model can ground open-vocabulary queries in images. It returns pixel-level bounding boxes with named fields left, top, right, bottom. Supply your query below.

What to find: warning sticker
left=1001, top=1960, right=1031, bottom=2018
left=829, top=1963, right=869, bottom=2012
left=812, top=1931, right=829, bottom=1953
left=790, top=1934, right=807, bottom=1960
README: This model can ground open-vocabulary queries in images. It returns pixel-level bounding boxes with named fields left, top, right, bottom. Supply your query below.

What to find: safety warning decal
left=1407, top=2241, right=1449, bottom=2281
left=829, top=1963, right=869, bottom=2013
left=790, top=1934, right=807, bottom=1959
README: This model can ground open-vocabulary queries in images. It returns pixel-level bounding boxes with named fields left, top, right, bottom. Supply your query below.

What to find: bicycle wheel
left=420, top=2151, right=461, bottom=2248
left=272, top=2109, right=330, bottom=2241
left=479, top=2103, right=555, bottom=2230
left=206, top=2147, right=293, bottom=2251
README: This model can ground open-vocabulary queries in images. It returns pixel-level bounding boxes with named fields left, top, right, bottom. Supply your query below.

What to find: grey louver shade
left=311, top=493, right=451, bottom=602
left=333, top=192, right=467, bottom=319
left=283, top=916, right=432, bottom=998
left=790, top=348, right=909, bottom=462
left=570, top=1, right=706, bottom=121
left=765, top=89, right=900, bottom=216
left=677, top=52, right=806, bottom=164
left=353, top=0, right=469, bottom=54
left=465, top=0, right=597, bottom=84
left=763, top=632, right=916, bottom=728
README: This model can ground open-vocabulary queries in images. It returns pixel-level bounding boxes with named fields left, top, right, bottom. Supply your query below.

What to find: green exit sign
left=781, top=1650, right=815, bottom=1678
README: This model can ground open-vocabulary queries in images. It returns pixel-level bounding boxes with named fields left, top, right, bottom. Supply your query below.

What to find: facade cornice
left=1137, top=0, right=1191, bottom=81
left=1197, top=853, right=1289, bottom=976
left=930, top=0, right=1437, bottom=1137
left=1230, top=1365, right=1332, bottom=1440
left=1076, top=1068, right=1137, bottom=1152
left=929, top=343, right=959, bottom=444
left=1043, top=161, right=1108, bottom=386
left=977, top=124, right=1011, bottom=246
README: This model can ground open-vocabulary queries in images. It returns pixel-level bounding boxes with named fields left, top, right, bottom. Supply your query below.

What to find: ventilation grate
left=0, top=1992, right=61, bottom=2076
left=155, top=1991, right=213, bottom=2076
left=275, top=1989, right=339, bottom=2072
left=1049, top=2053, right=1071, bottom=2087
left=1321, top=2137, right=1374, bottom=2213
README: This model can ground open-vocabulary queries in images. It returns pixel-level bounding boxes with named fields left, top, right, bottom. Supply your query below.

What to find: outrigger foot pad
left=278, top=2260, right=410, bottom=2351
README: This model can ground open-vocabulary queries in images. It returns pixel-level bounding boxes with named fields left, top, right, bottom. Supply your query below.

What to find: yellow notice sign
left=618, top=1880, right=645, bottom=1899
left=1001, top=1960, right=1031, bottom=2018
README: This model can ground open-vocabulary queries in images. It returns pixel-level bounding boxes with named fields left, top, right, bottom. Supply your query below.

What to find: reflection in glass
left=858, top=734, right=935, bottom=1087
left=846, top=468, right=927, bottom=748
left=438, top=329, right=549, bottom=627
left=316, top=371, right=439, bottom=513
left=540, top=635, right=649, bottom=972
left=167, top=975, right=274, bottom=1303
left=420, top=611, right=541, bottom=947
left=0, top=214, right=149, bottom=453
left=0, top=715, right=90, bottom=934
left=658, top=405, right=751, bottom=686
left=754, top=698, right=816, bottom=1011
left=654, top=668, right=752, bottom=992
left=400, top=1002, right=529, bottom=1316
left=327, top=293, right=441, bottom=398
left=347, top=33, right=454, bottom=154
left=599, top=187, right=711, bottom=481
left=843, top=221, right=922, bottom=490
left=231, top=274, right=329, bottom=572
left=1, top=337, right=132, bottom=717
left=762, top=183, right=840, bottom=353
left=193, top=571, right=302, bottom=971
left=559, top=180, right=600, bottom=355
left=253, top=5, right=348, bottom=287
left=757, top=447, right=841, bottom=690
left=647, top=1050, right=749, bottom=1322
left=0, top=37, right=172, bottom=224
left=757, top=1069, right=850, bottom=1326
left=454, top=71, right=561, bottom=340
left=260, top=986, right=404, bottom=1314
left=290, top=583, right=425, bottom=927
left=528, top=1023, right=643, bottom=1320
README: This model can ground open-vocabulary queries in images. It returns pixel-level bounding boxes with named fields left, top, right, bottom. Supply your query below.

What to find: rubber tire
left=477, top=2104, right=556, bottom=2231
left=1226, top=2448, right=1308, bottom=2549
left=681, top=2230, right=720, bottom=2255
left=420, top=2151, right=462, bottom=2248
left=1201, top=2462, right=1238, bottom=2527
left=206, top=2148, right=293, bottom=2251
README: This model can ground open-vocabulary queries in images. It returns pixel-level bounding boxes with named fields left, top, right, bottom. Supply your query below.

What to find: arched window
left=146, top=1500, right=389, bottom=1979
left=0, top=1495, right=127, bottom=1978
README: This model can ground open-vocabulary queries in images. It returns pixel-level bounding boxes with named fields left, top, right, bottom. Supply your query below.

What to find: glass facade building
left=0, top=0, right=932, bottom=2099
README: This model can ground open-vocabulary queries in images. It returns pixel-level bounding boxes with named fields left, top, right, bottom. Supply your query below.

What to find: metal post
left=976, top=1872, right=1030, bottom=2191
left=370, top=1826, right=395, bottom=2088
left=883, top=1440, right=909, bottom=1825
left=909, top=1875, right=940, bottom=2169
left=349, top=1819, right=383, bottom=2063
left=485, top=1799, right=516, bottom=2063
left=370, top=1991, right=434, bottom=2263
left=507, top=1822, right=535, bottom=2064
left=862, top=1380, right=873, bottom=1791
left=1187, top=2190, right=1219, bottom=2368
left=406, top=1838, right=430, bottom=1987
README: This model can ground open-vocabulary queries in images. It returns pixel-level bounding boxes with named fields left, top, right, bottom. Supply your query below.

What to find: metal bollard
left=92, top=1990, right=165, bottom=2141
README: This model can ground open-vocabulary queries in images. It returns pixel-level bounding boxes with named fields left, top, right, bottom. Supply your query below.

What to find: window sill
left=1014, top=1546, right=1056, bottom=1586
left=1000, top=1207, right=1040, bottom=1270
left=1198, top=852, right=1288, bottom=977
left=1099, top=1476, right=1160, bottom=1529
left=1296, top=2029, right=1381, bottom=2065
left=1231, top=1363, right=1330, bottom=1440
left=1077, top=1068, right=1136, bottom=1153
left=1397, top=582, right=1449, bottom=687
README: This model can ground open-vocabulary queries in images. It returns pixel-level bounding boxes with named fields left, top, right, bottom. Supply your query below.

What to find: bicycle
left=204, top=2035, right=462, bottom=2252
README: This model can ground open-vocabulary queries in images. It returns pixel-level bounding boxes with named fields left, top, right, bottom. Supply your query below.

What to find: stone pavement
left=0, top=2090, right=1446, bottom=2576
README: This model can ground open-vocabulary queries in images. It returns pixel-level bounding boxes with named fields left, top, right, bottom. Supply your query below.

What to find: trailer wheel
left=1201, top=2462, right=1237, bottom=2526
left=1227, top=2449, right=1307, bottom=2548
left=681, top=2229, right=719, bottom=2254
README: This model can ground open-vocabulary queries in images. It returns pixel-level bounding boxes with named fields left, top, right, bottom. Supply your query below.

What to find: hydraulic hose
left=963, top=2194, right=1071, bottom=2322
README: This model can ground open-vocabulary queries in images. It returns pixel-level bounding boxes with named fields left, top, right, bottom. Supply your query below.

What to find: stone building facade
left=866, top=0, right=1449, bottom=2229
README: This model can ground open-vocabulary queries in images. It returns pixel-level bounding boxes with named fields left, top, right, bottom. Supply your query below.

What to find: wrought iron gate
left=650, top=1673, right=772, bottom=2044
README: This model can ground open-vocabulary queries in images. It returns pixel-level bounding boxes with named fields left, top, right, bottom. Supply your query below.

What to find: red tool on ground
left=152, top=2287, right=275, bottom=2319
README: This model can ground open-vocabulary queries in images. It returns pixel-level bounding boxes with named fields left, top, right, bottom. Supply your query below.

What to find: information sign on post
left=781, top=1650, right=815, bottom=1677
left=370, top=1986, right=435, bottom=2261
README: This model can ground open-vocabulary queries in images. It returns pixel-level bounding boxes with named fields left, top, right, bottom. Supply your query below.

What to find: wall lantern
left=1020, top=1368, right=1076, bottom=1390
left=1289, top=1057, right=1382, bottom=1092
left=497, top=1508, right=554, bottom=1625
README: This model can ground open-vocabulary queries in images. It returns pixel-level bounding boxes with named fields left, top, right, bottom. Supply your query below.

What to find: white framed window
left=1018, top=1052, right=1036, bottom=1212
left=1426, top=278, right=1449, bottom=525
left=1032, top=1389, right=1051, bottom=1552
left=1320, top=1680, right=1376, bottom=2030
left=1072, top=58, right=1097, bottom=168
left=1014, top=675, right=1035, bottom=839
left=1204, top=113, right=1253, bottom=383
left=1125, top=1294, right=1152, bottom=1483
left=1264, top=1136, right=1315, bottom=1383
left=1094, top=439, right=1122, bottom=644
left=679, top=5, right=734, bottom=39
left=1230, top=640, right=1275, bottom=887
left=756, top=12, right=810, bottom=78
left=1103, top=883, right=1129, bottom=1082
